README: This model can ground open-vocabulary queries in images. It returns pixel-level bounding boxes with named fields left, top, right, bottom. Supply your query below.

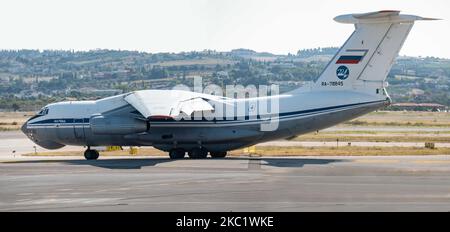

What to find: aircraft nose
left=21, top=122, right=28, bottom=135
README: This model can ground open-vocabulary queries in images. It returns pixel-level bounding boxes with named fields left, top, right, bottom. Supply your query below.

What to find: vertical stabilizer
left=313, top=11, right=438, bottom=94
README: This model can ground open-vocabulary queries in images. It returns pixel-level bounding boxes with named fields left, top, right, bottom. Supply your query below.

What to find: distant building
left=93, top=72, right=106, bottom=78
left=406, top=69, right=416, bottom=76
left=0, top=77, right=9, bottom=84
left=408, top=88, right=425, bottom=96
left=71, top=88, right=122, bottom=96
left=230, top=49, right=257, bottom=56
left=216, top=71, right=229, bottom=78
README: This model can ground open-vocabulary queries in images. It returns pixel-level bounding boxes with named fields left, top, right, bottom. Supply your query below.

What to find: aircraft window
left=37, top=107, right=49, bottom=115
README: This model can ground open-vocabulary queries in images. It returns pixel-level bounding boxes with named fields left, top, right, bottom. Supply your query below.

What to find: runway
left=1, top=155, right=450, bottom=211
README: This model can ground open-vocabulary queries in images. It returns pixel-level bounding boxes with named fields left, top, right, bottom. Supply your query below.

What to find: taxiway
left=1, top=155, right=449, bottom=211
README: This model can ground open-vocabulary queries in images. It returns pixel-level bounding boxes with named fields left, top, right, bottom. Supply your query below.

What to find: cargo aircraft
left=21, top=11, right=437, bottom=160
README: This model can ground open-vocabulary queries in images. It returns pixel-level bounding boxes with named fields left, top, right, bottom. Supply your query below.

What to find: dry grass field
left=0, top=111, right=33, bottom=131
left=295, top=131, right=450, bottom=143
left=343, top=111, right=450, bottom=127
left=296, top=111, right=450, bottom=143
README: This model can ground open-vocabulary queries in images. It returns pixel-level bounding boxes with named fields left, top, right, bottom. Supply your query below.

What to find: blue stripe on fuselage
left=29, top=118, right=90, bottom=125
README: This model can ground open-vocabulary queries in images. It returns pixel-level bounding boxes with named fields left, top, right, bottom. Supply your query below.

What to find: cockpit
left=37, top=107, right=49, bottom=116
left=28, top=106, right=50, bottom=121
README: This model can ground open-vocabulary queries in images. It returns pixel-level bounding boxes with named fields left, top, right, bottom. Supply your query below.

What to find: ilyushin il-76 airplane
left=21, top=11, right=437, bottom=160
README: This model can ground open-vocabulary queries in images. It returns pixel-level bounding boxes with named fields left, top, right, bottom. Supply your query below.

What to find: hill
left=0, top=49, right=448, bottom=111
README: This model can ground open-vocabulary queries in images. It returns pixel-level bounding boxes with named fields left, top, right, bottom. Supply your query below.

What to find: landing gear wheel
left=84, top=149, right=99, bottom=160
left=188, top=148, right=208, bottom=159
left=169, top=148, right=185, bottom=159
left=210, top=151, right=227, bottom=158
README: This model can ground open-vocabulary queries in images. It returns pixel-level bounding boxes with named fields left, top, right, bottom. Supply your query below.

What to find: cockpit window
left=28, top=107, right=49, bottom=121
left=37, top=107, right=49, bottom=116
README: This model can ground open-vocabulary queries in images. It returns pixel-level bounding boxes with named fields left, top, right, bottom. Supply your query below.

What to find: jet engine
left=90, top=115, right=148, bottom=135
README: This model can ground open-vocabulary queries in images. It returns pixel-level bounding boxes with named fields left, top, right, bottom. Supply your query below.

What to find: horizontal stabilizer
left=334, top=10, right=440, bottom=24
left=354, top=10, right=400, bottom=19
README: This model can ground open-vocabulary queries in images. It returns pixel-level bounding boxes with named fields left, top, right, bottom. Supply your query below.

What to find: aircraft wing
left=176, top=97, right=214, bottom=116
left=124, top=90, right=214, bottom=119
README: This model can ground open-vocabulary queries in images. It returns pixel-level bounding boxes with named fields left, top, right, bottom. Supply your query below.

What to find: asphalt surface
left=1, top=155, right=450, bottom=211
left=2, top=130, right=450, bottom=160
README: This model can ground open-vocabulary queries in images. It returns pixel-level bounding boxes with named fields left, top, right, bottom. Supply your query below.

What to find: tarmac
left=1, top=155, right=450, bottom=211
left=2, top=130, right=450, bottom=160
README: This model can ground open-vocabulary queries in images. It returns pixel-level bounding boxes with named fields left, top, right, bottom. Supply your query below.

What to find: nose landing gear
left=84, top=147, right=99, bottom=160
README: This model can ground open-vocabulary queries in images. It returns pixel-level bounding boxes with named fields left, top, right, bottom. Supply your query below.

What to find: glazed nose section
left=20, top=119, right=33, bottom=140
left=21, top=120, right=30, bottom=135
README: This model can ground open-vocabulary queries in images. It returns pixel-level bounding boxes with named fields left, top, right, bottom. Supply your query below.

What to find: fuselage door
left=73, top=118, right=85, bottom=142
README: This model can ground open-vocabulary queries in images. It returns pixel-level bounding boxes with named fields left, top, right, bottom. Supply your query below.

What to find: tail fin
left=314, top=10, right=438, bottom=93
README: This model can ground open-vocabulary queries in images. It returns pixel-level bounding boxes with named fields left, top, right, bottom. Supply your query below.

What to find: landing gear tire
left=169, top=148, right=185, bottom=159
left=84, top=149, right=99, bottom=160
left=188, top=147, right=208, bottom=159
left=210, top=151, right=227, bottom=158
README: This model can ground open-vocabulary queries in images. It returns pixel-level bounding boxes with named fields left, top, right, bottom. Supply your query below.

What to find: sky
left=0, top=0, right=449, bottom=58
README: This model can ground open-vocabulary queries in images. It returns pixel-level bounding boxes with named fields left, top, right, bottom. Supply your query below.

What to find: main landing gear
left=168, top=148, right=227, bottom=159
left=84, top=147, right=99, bottom=160
left=188, top=147, right=208, bottom=159
left=210, top=151, right=227, bottom=158
left=169, top=148, right=186, bottom=159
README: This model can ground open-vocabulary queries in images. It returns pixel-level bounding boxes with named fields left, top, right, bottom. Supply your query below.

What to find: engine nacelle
left=90, top=115, right=148, bottom=135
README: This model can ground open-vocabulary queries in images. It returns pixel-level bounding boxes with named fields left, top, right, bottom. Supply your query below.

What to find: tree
left=12, top=103, right=20, bottom=112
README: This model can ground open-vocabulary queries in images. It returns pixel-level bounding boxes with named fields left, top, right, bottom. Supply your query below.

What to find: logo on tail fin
left=336, top=66, right=349, bottom=80
left=336, top=49, right=368, bottom=64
